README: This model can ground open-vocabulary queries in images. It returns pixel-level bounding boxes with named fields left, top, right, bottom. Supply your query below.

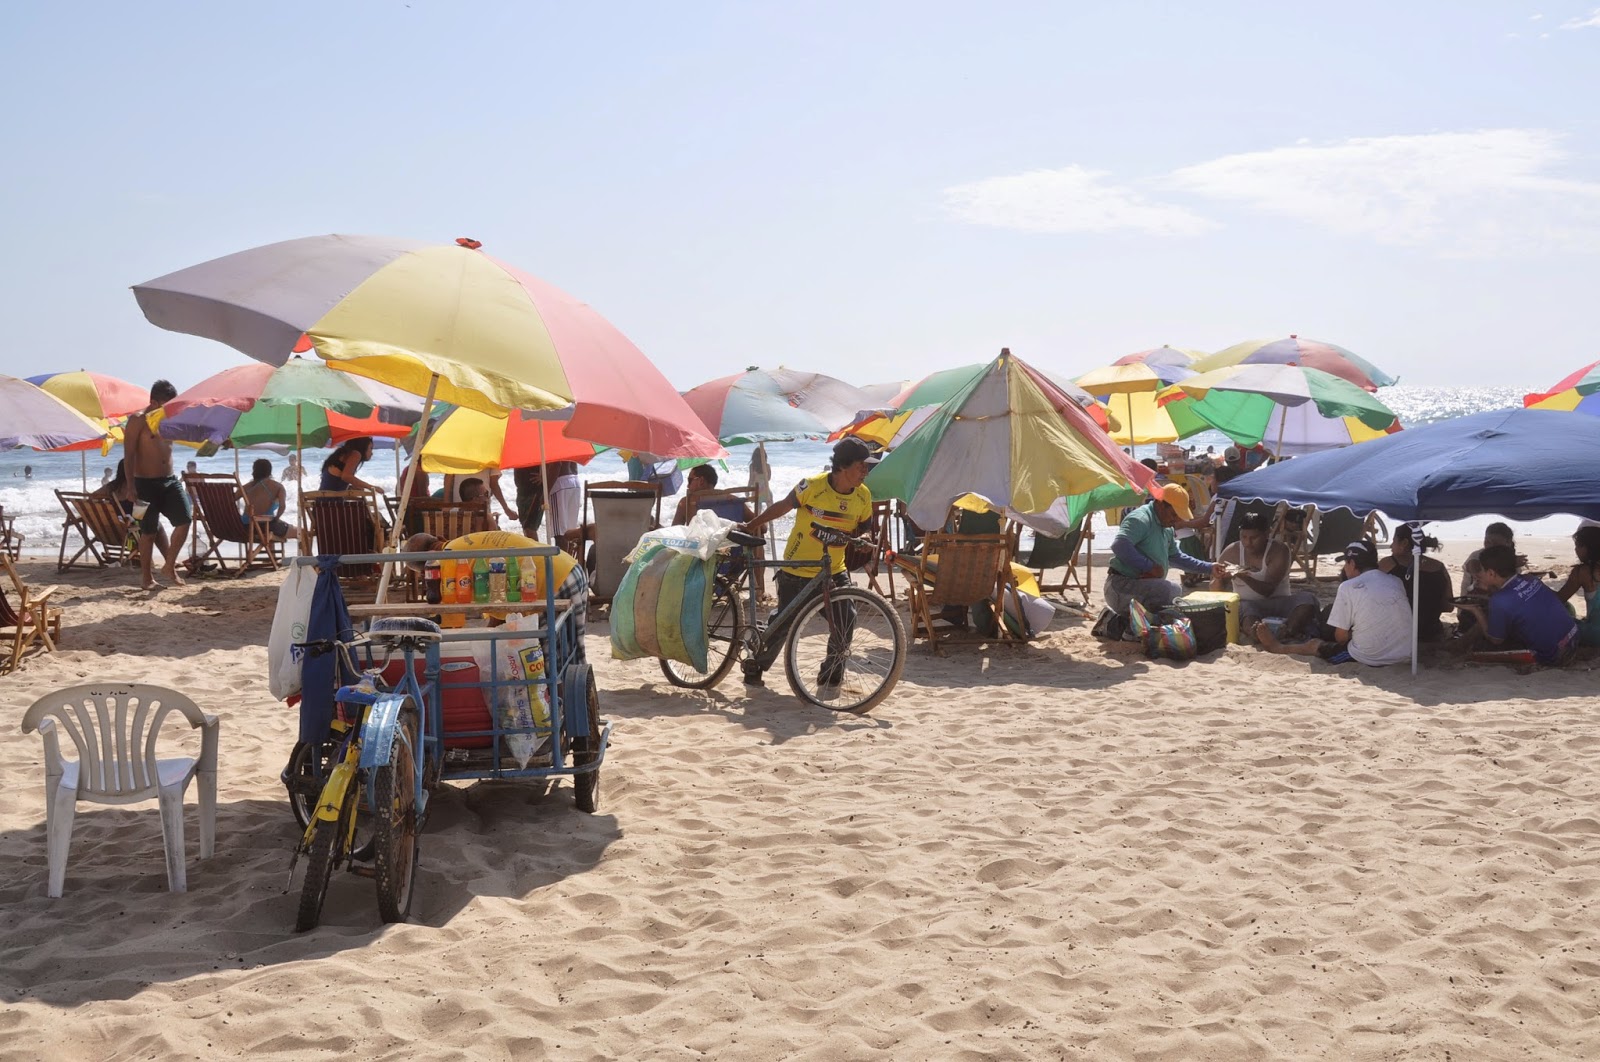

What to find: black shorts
left=1315, top=640, right=1356, bottom=664
left=134, top=475, right=192, bottom=533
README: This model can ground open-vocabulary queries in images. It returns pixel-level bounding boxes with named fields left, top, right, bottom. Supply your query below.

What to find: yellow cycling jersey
left=781, top=476, right=872, bottom=577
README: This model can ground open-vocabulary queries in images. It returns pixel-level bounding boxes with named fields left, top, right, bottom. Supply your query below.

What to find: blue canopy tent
left=1217, top=408, right=1600, bottom=672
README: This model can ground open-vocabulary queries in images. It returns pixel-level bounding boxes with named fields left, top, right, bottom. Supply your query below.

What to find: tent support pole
left=1411, top=527, right=1422, bottom=676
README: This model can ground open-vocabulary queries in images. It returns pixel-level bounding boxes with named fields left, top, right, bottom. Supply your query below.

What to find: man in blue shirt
left=1460, top=544, right=1578, bottom=665
left=1104, top=485, right=1228, bottom=615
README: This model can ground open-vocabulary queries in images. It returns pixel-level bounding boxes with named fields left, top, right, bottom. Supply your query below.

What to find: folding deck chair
left=410, top=497, right=494, bottom=540
left=892, top=524, right=1019, bottom=654
left=183, top=472, right=286, bottom=576
left=581, top=480, right=662, bottom=606
left=1019, top=519, right=1093, bottom=609
left=302, top=490, right=387, bottom=598
left=55, top=490, right=136, bottom=572
left=1, top=504, right=22, bottom=561
left=2, top=553, right=62, bottom=674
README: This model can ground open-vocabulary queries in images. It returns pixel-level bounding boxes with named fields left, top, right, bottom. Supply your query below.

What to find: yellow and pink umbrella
left=1188, top=335, right=1397, bottom=391
left=26, top=370, right=147, bottom=488
left=1524, top=360, right=1600, bottom=415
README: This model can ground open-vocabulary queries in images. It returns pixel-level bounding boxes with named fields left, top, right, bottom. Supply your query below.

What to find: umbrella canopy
left=421, top=407, right=600, bottom=473
left=0, top=374, right=108, bottom=451
left=1215, top=408, right=1600, bottom=521
left=890, top=363, right=1114, bottom=432
left=682, top=368, right=872, bottom=444
left=133, top=234, right=722, bottom=459
left=866, top=350, right=1156, bottom=530
left=857, top=379, right=910, bottom=407
left=1158, top=363, right=1399, bottom=449
left=1190, top=335, right=1397, bottom=391
left=26, top=370, right=148, bottom=421
left=1524, top=360, right=1600, bottom=415
left=160, top=358, right=422, bottom=447
left=1076, top=348, right=1206, bottom=446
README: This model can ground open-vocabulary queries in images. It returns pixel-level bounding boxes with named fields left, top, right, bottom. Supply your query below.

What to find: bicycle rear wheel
left=373, top=702, right=421, bottom=924
left=660, top=575, right=744, bottom=689
left=295, top=780, right=356, bottom=932
left=568, top=665, right=603, bottom=814
left=284, top=741, right=336, bottom=830
left=783, top=586, right=907, bottom=714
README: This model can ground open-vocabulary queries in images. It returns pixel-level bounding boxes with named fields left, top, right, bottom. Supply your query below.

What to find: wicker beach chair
left=55, top=490, right=136, bottom=572
left=2, top=553, right=62, bottom=674
left=303, top=489, right=387, bottom=598
left=410, top=497, right=494, bottom=540
left=183, top=472, right=285, bottom=576
left=581, top=480, right=662, bottom=606
left=892, top=526, right=1018, bottom=654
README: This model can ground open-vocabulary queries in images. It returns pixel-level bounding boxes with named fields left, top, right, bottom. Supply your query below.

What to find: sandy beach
left=3, top=538, right=1597, bottom=1060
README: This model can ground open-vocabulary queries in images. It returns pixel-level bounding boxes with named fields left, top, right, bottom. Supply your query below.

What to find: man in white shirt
left=1252, top=540, right=1412, bottom=666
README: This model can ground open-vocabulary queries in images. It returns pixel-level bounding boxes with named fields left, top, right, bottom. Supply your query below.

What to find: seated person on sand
left=1458, top=522, right=1526, bottom=633
left=1103, top=485, right=1226, bottom=615
left=404, top=530, right=588, bottom=662
left=242, top=458, right=294, bottom=544
left=1457, top=544, right=1578, bottom=666
left=1212, top=511, right=1318, bottom=640
left=1378, top=523, right=1453, bottom=641
left=672, top=463, right=754, bottom=526
left=1556, top=525, right=1600, bottom=648
left=1253, top=540, right=1412, bottom=666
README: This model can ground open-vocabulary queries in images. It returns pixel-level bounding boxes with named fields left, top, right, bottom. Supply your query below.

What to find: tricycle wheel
left=567, top=665, right=603, bottom=814
left=373, top=703, right=421, bottom=924
left=660, top=575, right=744, bottom=689
left=295, top=781, right=355, bottom=933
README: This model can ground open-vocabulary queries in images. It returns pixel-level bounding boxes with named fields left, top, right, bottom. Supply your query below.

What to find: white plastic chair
left=20, top=683, right=219, bottom=897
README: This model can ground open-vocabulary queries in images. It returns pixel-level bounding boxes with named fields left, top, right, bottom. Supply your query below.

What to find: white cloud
left=941, top=165, right=1217, bottom=237
left=1564, top=7, right=1600, bottom=28
left=1165, top=129, right=1600, bottom=257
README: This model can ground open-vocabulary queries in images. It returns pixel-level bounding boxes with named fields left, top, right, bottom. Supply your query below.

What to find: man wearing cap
left=739, top=437, right=878, bottom=686
left=1104, top=485, right=1228, bottom=615
left=1253, top=539, right=1411, bottom=666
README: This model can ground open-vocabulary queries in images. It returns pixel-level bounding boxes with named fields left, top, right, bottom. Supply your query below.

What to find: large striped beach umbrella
left=867, top=349, right=1156, bottom=530
left=1524, top=360, right=1600, bottom=415
left=160, top=358, right=422, bottom=448
left=420, top=407, right=600, bottom=473
left=1075, top=347, right=1207, bottom=446
left=682, top=368, right=872, bottom=444
left=1189, top=335, right=1397, bottom=391
left=26, top=370, right=149, bottom=487
left=0, top=374, right=107, bottom=452
left=1157, top=363, right=1399, bottom=454
left=132, top=234, right=722, bottom=460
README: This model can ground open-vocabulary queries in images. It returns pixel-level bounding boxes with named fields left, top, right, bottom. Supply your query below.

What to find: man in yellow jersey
left=404, top=530, right=588, bottom=662
left=738, top=437, right=878, bottom=686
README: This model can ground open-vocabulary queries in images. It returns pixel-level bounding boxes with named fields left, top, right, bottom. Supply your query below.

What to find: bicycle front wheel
left=295, top=780, right=356, bottom=933
left=372, top=703, right=421, bottom=924
left=783, top=586, right=906, bottom=714
left=660, top=575, right=745, bottom=689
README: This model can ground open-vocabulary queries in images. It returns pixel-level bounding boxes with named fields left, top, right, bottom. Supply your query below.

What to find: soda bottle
left=439, top=558, right=457, bottom=603
left=473, top=556, right=491, bottom=603
left=506, top=555, right=522, bottom=602
left=423, top=559, right=442, bottom=604
left=489, top=558, right=507, bottom=603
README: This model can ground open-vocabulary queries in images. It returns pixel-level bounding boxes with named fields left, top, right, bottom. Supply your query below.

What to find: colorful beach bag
left=1127, top=599, right=1198, bottom=661
left=610, top=540, right=717, bottom=672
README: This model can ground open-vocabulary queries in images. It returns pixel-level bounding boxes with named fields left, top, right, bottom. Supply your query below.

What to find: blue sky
left=2, top=1, right=1597, bottom=392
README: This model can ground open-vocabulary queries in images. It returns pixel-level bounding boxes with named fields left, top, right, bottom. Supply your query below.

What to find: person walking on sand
left=124, top=379, right=192, bottom=590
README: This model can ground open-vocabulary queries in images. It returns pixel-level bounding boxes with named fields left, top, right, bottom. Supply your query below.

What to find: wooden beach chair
left=2, top=553, right=63, bottom=675
left=0, top=504, right=23, bottom=561
left=55, top=490, right=135, bottom=572
left=581, top=480, right=662, bottom=606
left=892, top=525, right=1019, bottom=654
left=1019, top=519, right=1093, bottom=609
left=183, top=472, right=285, bottom=576
left=303, top=489, right=387, bottom=598
left=410, top=497, right=494, bottom=540
left=1272, top=501, right=1323, bottom=582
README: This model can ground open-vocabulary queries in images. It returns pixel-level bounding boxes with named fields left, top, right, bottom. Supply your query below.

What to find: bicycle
left=286, top=617, right=437, bottom=932
left=659, top=527, right=907, bottom=713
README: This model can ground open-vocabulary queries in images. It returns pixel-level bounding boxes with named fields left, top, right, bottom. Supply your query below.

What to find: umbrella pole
left=539, top=420, right=553, bottom=543
left=80, top=451, right=87, bottom=492
left=1412, top=531, right=1422, bottom=676
left=376, top=374, right=438, bottom=605
left=1274, top=407, right=1288, bottom=460
left=295, top=407, right=305, bottom=551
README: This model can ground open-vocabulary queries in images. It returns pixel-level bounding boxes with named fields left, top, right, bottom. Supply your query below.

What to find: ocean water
left=0, top=385, right=1572, bottom=555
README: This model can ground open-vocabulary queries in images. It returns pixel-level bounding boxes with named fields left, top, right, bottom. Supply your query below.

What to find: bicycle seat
left=726, top=529, right=765, bottom=548
left=368, top=617, right=443, bottom=642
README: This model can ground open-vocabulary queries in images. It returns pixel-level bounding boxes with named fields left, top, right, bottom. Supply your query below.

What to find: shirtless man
left=123, top=379, right=192, bottom=589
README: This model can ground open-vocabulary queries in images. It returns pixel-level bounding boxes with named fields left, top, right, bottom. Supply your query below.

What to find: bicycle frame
left=730, top=540, right=843, bottom=665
